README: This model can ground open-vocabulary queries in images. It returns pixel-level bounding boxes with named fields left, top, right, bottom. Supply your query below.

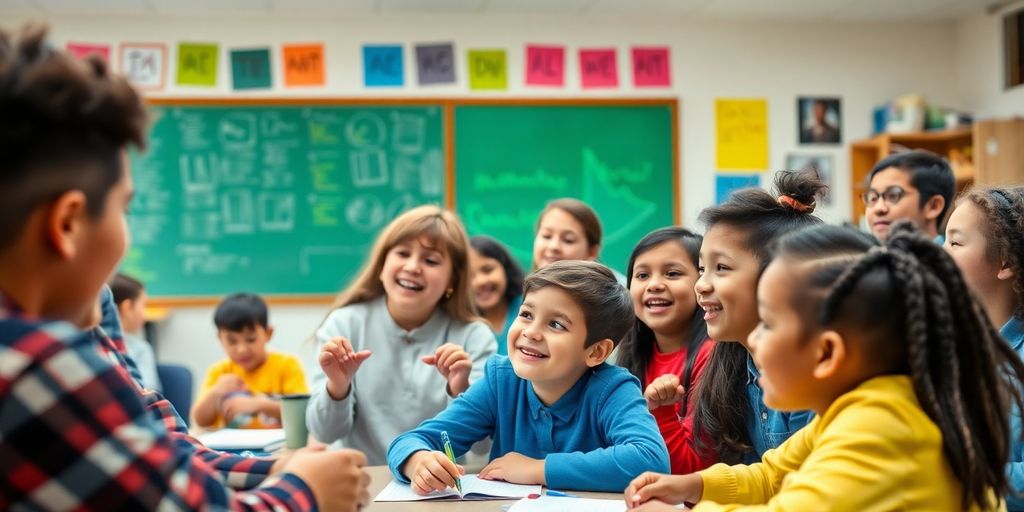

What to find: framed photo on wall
left=786, top=153, right=833, bottom=205
left=798, top=97, right=841, bottom=144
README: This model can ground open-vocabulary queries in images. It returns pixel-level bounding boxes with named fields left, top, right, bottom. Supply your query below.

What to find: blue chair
left=157, top=364, right=194, bottom=427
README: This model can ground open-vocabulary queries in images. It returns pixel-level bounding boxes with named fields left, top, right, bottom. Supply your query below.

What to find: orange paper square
left=283, top=44, right=325, bottom=86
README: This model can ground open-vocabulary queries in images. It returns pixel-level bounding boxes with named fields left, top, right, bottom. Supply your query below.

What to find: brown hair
left=536, top=198, right=603, bottom=246
left=957, top=186, right=1024, bottom=318
left=327, top=205, right=477, bottom=323
left=522, top=260, right=633, bottom=349
left=0, top=24, right=147, bottom=249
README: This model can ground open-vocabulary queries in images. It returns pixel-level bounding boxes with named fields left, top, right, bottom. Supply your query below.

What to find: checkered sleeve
left=0, top=319, right=317, bottom=511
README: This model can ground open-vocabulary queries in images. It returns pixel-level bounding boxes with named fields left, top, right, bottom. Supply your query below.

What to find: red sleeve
left=656, top=340, right=718, bottom=474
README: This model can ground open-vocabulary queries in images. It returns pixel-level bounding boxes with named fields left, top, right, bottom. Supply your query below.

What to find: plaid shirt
left=0, top=293, right=318, bottom=510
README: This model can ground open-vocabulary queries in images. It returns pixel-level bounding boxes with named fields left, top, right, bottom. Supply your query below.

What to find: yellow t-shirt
left=694, top=375, right=1004, bottom=512
left=199, top=352, right=309, bottom=429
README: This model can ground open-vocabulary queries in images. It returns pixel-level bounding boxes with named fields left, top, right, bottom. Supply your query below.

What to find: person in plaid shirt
left=0, top=24, right=370, bottom=510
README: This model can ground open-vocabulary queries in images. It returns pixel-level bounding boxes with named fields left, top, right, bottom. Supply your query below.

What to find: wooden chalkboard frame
left=141, top=97, right=679, bottom=306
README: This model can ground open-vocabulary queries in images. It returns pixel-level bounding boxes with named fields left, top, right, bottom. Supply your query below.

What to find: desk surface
left=363, top=465, right=625, bottom=511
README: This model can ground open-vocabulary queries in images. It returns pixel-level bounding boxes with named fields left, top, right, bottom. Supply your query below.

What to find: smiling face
left=630, top=241, right=700, bottom=348
left=508, top=286, right=594, bottom=401
left=694, top=224, right=761, bottom=345
left=865, top=167, right=932, bottom=240
left=748, top=259, right=821, bottom=411
left=380, top=235, right=453, bottom=322
left=944, top=202, right=1006, bottom=301
left=469, top=248, right=508, bottom=313
left=533, top=208, right=597, bottom=269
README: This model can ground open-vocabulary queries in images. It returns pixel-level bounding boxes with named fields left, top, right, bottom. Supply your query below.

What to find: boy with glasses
left=863, top=150, right=955, bottom=241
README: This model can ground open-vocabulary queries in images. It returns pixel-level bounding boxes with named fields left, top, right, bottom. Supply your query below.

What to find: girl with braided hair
left=625, top=222, right=1024, bottom=511
left=945, top=186, right=1024, bottom=509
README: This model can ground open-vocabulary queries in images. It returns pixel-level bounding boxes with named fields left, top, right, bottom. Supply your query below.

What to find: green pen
left=441, top=430, right=462, bottom=494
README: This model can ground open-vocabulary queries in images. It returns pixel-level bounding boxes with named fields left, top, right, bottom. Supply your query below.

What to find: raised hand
left=319, top=336, right=372, bottom=400
left=421, top=342, right=472, bottom=396
left=643, top=374, right=685, bottom=411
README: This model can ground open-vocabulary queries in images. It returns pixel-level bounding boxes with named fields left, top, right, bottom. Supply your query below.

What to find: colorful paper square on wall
left=632, top=47, right=670, bottom=87
left=120, top=43, right=166, bottom=90
left=579, top=49, right=618, bottom=88
left=716, top=174, right=761, bottom=205
left=283, top=44, right=325, bottom=87
left=67, top=42, right=110, bottom=62
left=468, top=50, right=507, bottom=90
left=177, top=43, right=219, bottom=86
left=415, top=43, right=456, bottom=85
left=716, top=98, right=769, bottom=170
left=231, top=48, right=272, bottom=90
left=363, top=45, right=404, bottom=87
left=525, top=45, right=564, bottom=86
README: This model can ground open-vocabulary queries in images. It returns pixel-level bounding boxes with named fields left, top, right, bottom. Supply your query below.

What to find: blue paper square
left=363, top=45, right=404, bottom=87
left=716, top=174, right=761, bottom=205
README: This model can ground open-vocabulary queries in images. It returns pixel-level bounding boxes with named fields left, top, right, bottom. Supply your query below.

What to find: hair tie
left=778, top=195, right=815, bottom=213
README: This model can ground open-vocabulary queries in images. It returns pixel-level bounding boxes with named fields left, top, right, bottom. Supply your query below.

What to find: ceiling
left=0, top=0, right=1008, bottom=22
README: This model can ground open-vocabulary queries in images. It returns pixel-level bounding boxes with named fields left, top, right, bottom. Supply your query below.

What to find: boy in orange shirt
left=193, top=292, right=308, bottom=428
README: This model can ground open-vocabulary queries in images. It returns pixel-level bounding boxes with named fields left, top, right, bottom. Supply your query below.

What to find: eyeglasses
left=862, top=186, right=909, bottom=207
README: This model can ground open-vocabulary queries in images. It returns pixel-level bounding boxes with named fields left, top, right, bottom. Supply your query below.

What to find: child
left=387, top=260, right=670, bottom=493
left=691, top=169, right=824, bottom=464
left=108, top=273, right=161, bottom=391
left=625, top=222, right=1024, bottom=511
left=469, top=235, right=525, bottom=355
left=617, top=227, right=715, bottom=474
left=532, top=198, right=627, bottom=284
left=0, top=24, right=367, bottom=510
left=193, top=292, right=308, bottom=429
left=863, top=150, right=954, bottom=241
left=944, top=186, right=1024, bottom=509
left=307, top=205, right=496, bottom=465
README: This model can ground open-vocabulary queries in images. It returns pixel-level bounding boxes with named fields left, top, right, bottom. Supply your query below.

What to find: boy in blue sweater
left=387, top=260, right=670, bottom=493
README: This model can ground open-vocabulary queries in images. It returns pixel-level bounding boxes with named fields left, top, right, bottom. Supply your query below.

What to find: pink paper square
left=67, top=43, right=110, bottom=62
left=525, top=45, right=565, bottom=86
left=579, top=49, right=618, bottom=88
left=632, top=47, right=671, bottom=87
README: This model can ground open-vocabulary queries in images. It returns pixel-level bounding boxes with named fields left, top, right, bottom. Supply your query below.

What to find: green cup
left=280, top=394, right=310, bottom=450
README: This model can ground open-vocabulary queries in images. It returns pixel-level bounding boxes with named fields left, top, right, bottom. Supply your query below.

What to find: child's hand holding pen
left=401, top=450, right=465, bottom=496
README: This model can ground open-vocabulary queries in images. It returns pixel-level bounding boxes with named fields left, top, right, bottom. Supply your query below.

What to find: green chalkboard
left=125, top=102, right=445, bottom=298
left=453, top=102, right=677, bottom=274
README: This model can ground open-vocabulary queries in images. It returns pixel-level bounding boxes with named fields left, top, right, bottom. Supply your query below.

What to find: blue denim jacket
left=1003, top=316, right=1024, bottom=510
left=743, top=354, right=815, bottom=463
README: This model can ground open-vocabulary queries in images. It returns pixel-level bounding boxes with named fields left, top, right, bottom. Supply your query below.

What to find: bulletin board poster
left=716, top=98, right=768, bottom=171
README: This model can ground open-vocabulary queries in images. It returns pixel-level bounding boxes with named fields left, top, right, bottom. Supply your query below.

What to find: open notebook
left=375, top=474, right=541, bottom=501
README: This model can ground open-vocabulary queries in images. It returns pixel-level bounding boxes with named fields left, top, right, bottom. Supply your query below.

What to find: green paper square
left=231, top=48, right=271, bottom=90
left=177, top=43, right=219, bottom=86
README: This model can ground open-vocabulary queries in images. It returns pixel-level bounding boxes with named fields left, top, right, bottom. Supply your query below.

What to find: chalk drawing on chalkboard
left=311, top=196, right=343, bottom=227
left=392, top=113, right=426, bottom=154
left=180, top=154, right=220, bottom=192
left=306, top=111, right=343, bottom=146
left=260, top=112, right=297, bottom=137
left=174, top=111, right=209, bottom=150
left=259, top=192, right=295, bottom=231
left=420, top=148, right=444, bottom=196
left=393, top=155, right=418, bottom=191
left=345, top=112, right=386, bottom=148
left=311, top=159, right=342, bottom=192
left=346, top=194, right=386, bottom=231
left=387, top=194, right=418, bottom=220
left=351, top=149, right=389, bottom=188
left=580, top=148, right=656, bottom=246
left=222, top=189, right=255, bottom=234
left=219, top=113, right=257, bottom=150
left=182, top=212, right=220, bottom=240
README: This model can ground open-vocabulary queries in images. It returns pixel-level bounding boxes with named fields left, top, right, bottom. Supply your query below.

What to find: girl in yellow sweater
left=626, top=222, right=1024, bottom=511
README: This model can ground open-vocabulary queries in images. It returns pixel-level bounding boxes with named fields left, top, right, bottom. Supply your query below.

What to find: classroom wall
left=3, top=12, right=966, bottom=391
left=955, top=3, right=1024, bottom=118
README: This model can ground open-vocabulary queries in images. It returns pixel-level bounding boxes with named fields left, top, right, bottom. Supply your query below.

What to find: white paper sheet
left=507, top=496, right=627, bottom=512
left=375, top=474, right=542, bottom=502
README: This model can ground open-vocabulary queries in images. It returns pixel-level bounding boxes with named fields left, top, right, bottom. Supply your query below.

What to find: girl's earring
left=445, top=288, right=454, bottom=299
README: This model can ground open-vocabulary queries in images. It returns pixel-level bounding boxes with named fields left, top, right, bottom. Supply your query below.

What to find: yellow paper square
left=716, top=99, right=768, bottom=170
left=468, top=50, right=507, bottom=90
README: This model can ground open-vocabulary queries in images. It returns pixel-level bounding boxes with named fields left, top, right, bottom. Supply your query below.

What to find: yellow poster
left=716, top=99, right=768, bottom=170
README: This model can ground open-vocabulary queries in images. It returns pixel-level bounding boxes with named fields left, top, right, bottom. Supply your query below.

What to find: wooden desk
left=363, top=466, right=625, bottom=511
